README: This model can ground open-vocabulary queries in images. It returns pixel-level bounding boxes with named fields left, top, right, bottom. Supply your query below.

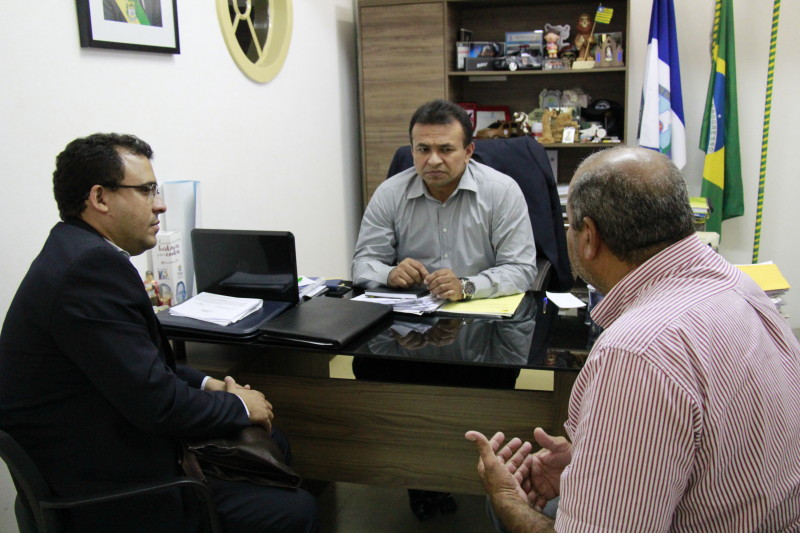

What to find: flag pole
left=752, top=0, right=781, bottom=263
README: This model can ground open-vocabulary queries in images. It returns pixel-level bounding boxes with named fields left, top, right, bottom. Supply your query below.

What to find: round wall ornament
left=216, top=0, right=293, bottom=83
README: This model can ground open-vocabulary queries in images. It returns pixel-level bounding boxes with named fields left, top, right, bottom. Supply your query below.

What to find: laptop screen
left=191, top=229, right=299, bottom=303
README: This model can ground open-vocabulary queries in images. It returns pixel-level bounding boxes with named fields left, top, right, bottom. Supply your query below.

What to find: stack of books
left=689, top=197, right=710, bottom=231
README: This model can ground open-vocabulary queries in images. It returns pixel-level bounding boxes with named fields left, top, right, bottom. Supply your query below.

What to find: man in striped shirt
left=466, top=147, right=800, bottom=532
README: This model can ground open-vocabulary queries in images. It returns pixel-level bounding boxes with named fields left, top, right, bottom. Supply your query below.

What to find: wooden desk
left=183, top=336, right=580, bottom=495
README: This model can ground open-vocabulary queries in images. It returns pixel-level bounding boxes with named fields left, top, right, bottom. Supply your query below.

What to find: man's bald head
left=568, top=147, right=695, bottom=266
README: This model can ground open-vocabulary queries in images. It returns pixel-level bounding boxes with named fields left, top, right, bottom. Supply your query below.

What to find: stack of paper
left=168, top=292, right=263, bottom=326
left=736, top=262, right=791, bottom=314
left=364, top=287, right=428, bottom=299
left=352, top=293, right=445, bottom=315
left=735, top=262, right=790, bottom=296
left=298, top=276, right=327, bottom=298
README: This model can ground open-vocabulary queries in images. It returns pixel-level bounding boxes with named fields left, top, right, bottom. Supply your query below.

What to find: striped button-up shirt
left=558, top=234, right=800, bottom=532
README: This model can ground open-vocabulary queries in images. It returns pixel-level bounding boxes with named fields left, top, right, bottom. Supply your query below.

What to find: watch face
left=461, top=278, right=476, bottom=298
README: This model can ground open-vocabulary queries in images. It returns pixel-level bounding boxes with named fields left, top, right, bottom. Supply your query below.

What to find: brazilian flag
left=700, top=0, right=743, bottom=235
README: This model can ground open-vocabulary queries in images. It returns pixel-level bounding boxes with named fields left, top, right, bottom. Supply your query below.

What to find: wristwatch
left=459, top=278, right=476, bottom=301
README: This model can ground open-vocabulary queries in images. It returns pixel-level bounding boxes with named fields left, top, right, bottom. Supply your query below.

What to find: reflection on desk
left=348, top=292, right=589, bottom=372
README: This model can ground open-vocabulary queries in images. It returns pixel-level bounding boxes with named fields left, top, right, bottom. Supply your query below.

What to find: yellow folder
left=735, top=263, right=790, bottom=292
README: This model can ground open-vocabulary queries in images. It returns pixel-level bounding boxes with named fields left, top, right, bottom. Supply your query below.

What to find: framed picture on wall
left=458, top=102, right=478, bottom=131
left=76, top=0, right=180, bottom=54
left=475, top=105, right=511, bottom=133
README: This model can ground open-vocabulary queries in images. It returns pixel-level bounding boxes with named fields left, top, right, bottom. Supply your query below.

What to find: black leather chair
left=387, top=135, right=573, bottom=292
left=0, top=429, right=222, bottom=533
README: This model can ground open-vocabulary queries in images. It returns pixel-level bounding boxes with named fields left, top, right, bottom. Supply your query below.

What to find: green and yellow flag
left=114, top=0, right=151, bottom=25
left=699, top=0, right=742, bottom=235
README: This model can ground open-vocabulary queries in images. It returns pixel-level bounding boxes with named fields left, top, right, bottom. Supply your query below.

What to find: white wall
left=0, top=3, right=358, bottom=527
left=0, top=0, right=798, bottom=529
left=625, top=0, right=799, bottom=325
left=0, top=0, right=361, bottom=323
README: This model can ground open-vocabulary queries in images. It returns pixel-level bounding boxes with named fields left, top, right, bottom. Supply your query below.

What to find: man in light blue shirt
left=352, top=99, right=537, bottom=301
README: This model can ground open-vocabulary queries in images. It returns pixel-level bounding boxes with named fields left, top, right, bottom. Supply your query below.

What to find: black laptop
left=157, top=229, right=299, bottom=339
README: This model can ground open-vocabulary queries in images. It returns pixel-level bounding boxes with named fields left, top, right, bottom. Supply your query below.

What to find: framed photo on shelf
left=76, top=0, right=180, bottom=54
left=458, top=102, right=478, bottom=131
left=475, top=105, right=511, bottom=133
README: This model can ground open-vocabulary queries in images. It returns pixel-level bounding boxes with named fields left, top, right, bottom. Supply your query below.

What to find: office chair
left=386, top=135, right=573, bottom=292
left=0, top=429, right=223, bottom=533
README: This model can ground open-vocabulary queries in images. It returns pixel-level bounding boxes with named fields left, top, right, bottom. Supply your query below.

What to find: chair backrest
left=0, top=429, right=57, bottom=532
left=386, top=136, right=573, bottom=292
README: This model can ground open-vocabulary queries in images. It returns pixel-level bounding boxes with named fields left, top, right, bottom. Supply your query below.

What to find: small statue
left=513, top=111, right=531, bottom=135
left=540, top=109, right=556, bottom=143
left=544, top=31, right=560, bottom=58
left=573, top=13, right=596, bottom=59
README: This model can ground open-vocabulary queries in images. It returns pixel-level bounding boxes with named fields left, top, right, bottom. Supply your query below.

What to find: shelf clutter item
left=690, top=196, right=710, bottom=230
left=735, top=262, right=791, bottom=316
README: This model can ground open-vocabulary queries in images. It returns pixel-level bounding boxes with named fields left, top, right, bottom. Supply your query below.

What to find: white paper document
left=352, top=294, right=445, bottom=315
left=545, top=291, right=586, bottom=309
left=168, top=292, right=263, bottom=326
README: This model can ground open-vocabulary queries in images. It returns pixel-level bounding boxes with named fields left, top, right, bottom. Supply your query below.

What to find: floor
left=0, top=468, right=499, bottom=533
left=316, top=482, right=497, bottom=533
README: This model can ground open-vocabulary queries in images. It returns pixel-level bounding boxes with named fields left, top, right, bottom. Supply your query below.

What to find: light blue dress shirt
left=352, top=160, right=537, bottom=299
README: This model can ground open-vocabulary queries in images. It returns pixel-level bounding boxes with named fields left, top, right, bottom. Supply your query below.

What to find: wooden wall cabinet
left=357, top=0, right=630, bottom=206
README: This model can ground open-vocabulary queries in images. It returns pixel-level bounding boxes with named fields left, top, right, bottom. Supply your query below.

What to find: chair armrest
left=532, top=258, right=552, bottom=292
left=39, top=477, right=222, bottom=533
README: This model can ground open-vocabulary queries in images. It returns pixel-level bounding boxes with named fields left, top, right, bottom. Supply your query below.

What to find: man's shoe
left=409, top=489, right=437, bottom=521
left=408, top=490, right=458, bottom=520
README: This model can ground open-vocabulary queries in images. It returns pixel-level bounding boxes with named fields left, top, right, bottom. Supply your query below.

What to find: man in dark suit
left=0, top=133, right=317, bottom=532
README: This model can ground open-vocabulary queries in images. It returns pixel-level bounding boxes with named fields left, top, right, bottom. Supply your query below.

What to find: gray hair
left=569, top=148, right=696, bottom=265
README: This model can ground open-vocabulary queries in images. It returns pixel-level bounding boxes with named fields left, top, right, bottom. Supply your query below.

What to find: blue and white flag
left=638, top=0, right=686, bottom=169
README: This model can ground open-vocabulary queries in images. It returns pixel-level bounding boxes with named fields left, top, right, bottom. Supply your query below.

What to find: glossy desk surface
left=170, top=291, right=591, bottom=373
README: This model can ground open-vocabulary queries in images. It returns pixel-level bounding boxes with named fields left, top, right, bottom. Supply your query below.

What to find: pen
left=542, top=296, right=548, bottom=314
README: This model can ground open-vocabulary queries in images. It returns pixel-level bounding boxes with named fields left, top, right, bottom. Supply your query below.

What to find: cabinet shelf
left=357, top=0, right=631, bottom=200
left=541, top=142, right=624, bottom=149
left=450, top=67, right=627, bottom=78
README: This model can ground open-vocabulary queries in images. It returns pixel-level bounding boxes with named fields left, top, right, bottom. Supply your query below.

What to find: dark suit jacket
left=0, top=219, right=250, bottom=532
left=388, top=136, right=573, bottom=292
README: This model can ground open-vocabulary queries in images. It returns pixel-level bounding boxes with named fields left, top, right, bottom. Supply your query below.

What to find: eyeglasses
left=110, top=183, right=161, bottom=200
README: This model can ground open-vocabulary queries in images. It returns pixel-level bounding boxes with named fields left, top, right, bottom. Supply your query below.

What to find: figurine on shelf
left=573, top=12, right=596, bottom=59
left=540, top=109, right=556, bottom=143
left=594, top=33, right=624, bottom=68
left=544, top=22, right=570, bottom=53
left=513, top=111, right=532, bottom=135
left=544, top=30, right=560, bottom=58
left=552, top=110, right=580, bottom=143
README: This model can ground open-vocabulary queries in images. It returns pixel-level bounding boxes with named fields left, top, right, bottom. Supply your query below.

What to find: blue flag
left=638, top=0, right=686, bottom=169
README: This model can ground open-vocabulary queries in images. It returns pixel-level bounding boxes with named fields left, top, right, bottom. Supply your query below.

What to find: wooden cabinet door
left=358, top=2, right=446, bottom=205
